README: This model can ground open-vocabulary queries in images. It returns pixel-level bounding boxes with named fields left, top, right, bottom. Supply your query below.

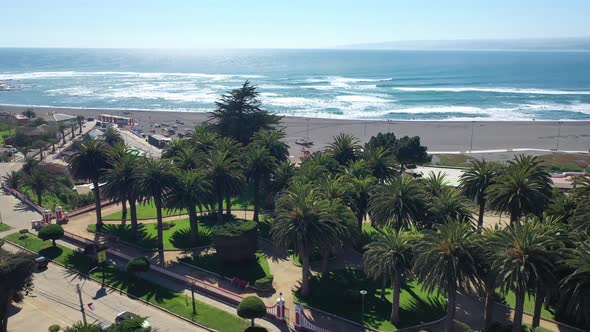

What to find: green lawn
left=295, top=269, right=446, bottom=331
left=0, top=224, right=11, bottom=232
left=3, top=233, right=250, bottom=332
left=88, top=217, right=214, bottom=250
left=180, top=252, right=270, bottom=284
left=500, top=291, right=554, bottom=321
left=104, top=198, right=255, bottom=221
left=0, top=127, right=15, bottom=145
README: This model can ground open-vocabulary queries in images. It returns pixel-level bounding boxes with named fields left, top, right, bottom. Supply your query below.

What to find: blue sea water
left=1, top=48, right=590, bottom=121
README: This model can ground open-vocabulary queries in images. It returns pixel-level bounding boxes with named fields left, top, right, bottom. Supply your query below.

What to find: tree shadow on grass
left=169, top=227, right=212, bottom=249
left=296, top=268, right=446, bottom=331
left=98, top=224, right=158, bottom=249
left=181, top=252, right=266, bottom=284
left=39, top=246, right=63, bottom=260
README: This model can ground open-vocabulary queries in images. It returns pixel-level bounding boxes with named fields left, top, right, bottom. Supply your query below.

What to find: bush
left=254, top=275, right=274, bottom=291
left=126, top=257, right=150, bottom=275
left=212, top=220, right=258, bottom=262
left=237, top=296, right=266, bottom=327
left=38, top=224, right=64, bottom=247
left=48, top=324, right=61, bottom=332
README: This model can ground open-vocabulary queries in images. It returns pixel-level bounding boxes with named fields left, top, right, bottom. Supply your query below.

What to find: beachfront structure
left=44, top=112, right=77, bottom=126
left=148, top=134, right=171, bottom=148
left=0, top=112, right=29, bottom=125
left=99, top=114, right=133, bottom=126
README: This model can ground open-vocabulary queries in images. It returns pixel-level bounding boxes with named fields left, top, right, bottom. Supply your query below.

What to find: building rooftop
left=148, top=134, right=171, bottom=141
left=43, top=113, right=76, bottom=122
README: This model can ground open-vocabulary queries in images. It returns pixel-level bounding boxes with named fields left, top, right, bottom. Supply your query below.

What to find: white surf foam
left=0, top=71, right=264, bottom=81
left=393, top=87, right=590, bottom=95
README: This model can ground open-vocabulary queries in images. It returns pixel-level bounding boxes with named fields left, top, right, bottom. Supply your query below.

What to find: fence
left=294, top=303, right=333, bottom=332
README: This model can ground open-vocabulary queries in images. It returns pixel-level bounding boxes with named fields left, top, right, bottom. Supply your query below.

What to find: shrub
left=126, top=257, right=150, bottom=275
left=48, top=324, right=61, bottom=332
left=237, top=296, right=266, bottom=327
left=38, top=224, right=64, bottom=247
left=254, top=275, right=274, bottom=291
left=0, top=239, right=4, bottom=248
left=160, top=221, right=176, bottom=230
left=212, top=220, right=258, bottom=262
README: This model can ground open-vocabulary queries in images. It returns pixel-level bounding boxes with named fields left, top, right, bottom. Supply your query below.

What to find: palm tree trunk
left=129, top=195, right=138, bottom=235
left=253, top=177, right=260, bottom=222
left=321, top=251, right=329, bottom=274
left=155, top=195, right=164, bottom=263
left=121, top=194, right=128, bottom=223
left=217, top=184, right=223, bottom=223
left=79, top=120, right=83, bottom=134
left=301, top=249, right=310, bottom=296
left=357, top=213, right=363, bottom=233
left=391, top=273, right=401, bottom=323
left=484, top=282, right=495, bottom=330
left=225, top=192, right=232, bottom=216
left=446, top=283, right=456, bottom=332
left=512, top=289, right=525, bottom=332
left=381, top=276, right=387, bottom=300
left=93, top=179, right=103, bottom=232
left=61, top=132, right=65, bottom=145
left=188, top=205, right=198, bottom=246
left=477, top=197, right=486, bottom=232
left=36, top=192, right=42, bottom=207
left=532, top=284, right=545, bottom=329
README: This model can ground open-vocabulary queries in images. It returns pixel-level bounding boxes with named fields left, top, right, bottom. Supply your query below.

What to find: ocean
left=1, top=48, right=590, bottom=121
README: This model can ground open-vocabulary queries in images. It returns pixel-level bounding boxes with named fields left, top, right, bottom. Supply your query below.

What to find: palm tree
left=22, top=109, right=36, bottom=119
left=560, top=238, right=590, bottom=329
left=76, top=115, right=85, bottom=134
left=429, top=188, right=473, bottom=224
left=460, top=159, right=501, bottom=231
left=486, top=165, right=552, bottom=226
left=472, top=229, right=500, bottom=330
left=102, top=153, right=140, bottom=228
left=24, top=168, right=53, bottom=206
left=363, top=146, right=398, bottom=182
left=173, top=145, right=200, bottom=170
left=270, top=182, right=346, bottom=295
left=162, top=138, right=186, bottom=159
left=369, top=175, right=426, bottom=230
left=22, top=157, right=40, bottom=175
left=135, top=158, right=176, bottom=260
left=488, top=217, right=560, bottom=332
left=572, top=172, right=590, bottom=198
left=165, top=169, right=210, bottom=246
left=207, top=138, right=244, bottom=220
left=363, top=229, right=414, bottom=323
left=270, top=160, right=296, bottom=196
left=190, top=125, right=219, bottom=154
left=103, top=127, right=123, bottom=146
left=58, top=123, right=67, bottom=145
left=68, top=140, right=111, bottom=231
left=343, top=173, right=376, bottom=232
left=546, top=190, right=577, bottom=224
left=251, top=129, right=289, bottom=162
left=245, top=145, right=276, bottom=222
left=2, top=170, right=21, bottom=190
left=413, top=221, right=480, bottom=332
left=422, top=171, right=450, bottom=198
left=326, top=133, right=361, bottom=165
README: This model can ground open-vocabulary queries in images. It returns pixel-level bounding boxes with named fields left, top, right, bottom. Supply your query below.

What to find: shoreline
left=1, top=103, right=590, bottom=158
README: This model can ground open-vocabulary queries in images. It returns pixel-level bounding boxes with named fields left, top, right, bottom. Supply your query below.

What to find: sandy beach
left=2, top=104, right=590, bottom=160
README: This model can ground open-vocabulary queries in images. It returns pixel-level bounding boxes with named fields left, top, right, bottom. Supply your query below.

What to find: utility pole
left=76, top=284, right=87, bottom=324
left=305, top=118, right=310, bottom=141
left=364, top=120, right=367, bottom=138
left=469, top=121, right=475, bottom=152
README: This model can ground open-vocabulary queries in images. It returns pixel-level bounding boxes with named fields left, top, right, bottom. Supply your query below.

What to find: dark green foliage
left=244, top=327, right=268, bottom=332
left=326, top=133, right=362, bottom=165
left=103, top=127, right=123, bottom=147
left=209, top=81, right=281, bottom=144
left=63, top=322, right=102, bottom=332
left=48, top=324, right=61, bottom=332
left=126, top=257, right=150, bottom=275
left=366, top=132, right=431, bottom=167
left=2, top=170, right=21, bottom=190
left=237, top=296, right=266, bottom=327
left=254, top=274, right=274, bottom=291
left=38, top=224, right=65, bottom=246
left=106, top=317, right=150, bottom=331
left=211, top=219, right=257, bottom=238
left=21, top=109, right=36, bottom=119
left=366, top=132, right=396, bottom=151
left=159, top=221, right=176, bottom=230
left=0, top=248, right=35, bottom=332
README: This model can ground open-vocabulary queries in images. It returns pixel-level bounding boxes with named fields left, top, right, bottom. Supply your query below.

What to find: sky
left=2, top=0, right=590, bottom=49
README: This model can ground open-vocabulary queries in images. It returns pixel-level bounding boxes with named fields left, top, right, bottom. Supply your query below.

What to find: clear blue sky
left=2, top=0, right=589, bottom=48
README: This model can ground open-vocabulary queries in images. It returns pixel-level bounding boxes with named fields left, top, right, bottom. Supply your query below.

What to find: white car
left=115, top=311, right=150, bottom=329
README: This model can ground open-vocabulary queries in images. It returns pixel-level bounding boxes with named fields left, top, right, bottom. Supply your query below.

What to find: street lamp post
left=360, top=289, right=367, bottom=328
left=469, top=121, right=475, bottom=152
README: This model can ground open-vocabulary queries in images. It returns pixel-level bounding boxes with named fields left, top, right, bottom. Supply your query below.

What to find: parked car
left=35, top=256, right=48, bottom=270
left=115, top=311, right=150, bottom=328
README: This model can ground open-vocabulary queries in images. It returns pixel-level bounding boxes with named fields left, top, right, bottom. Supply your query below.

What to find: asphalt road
left=4, top=243, right=207, bottom=332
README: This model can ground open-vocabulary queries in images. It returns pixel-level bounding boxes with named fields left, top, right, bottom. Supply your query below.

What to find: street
left=4, top=242, right=207, bottom=332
